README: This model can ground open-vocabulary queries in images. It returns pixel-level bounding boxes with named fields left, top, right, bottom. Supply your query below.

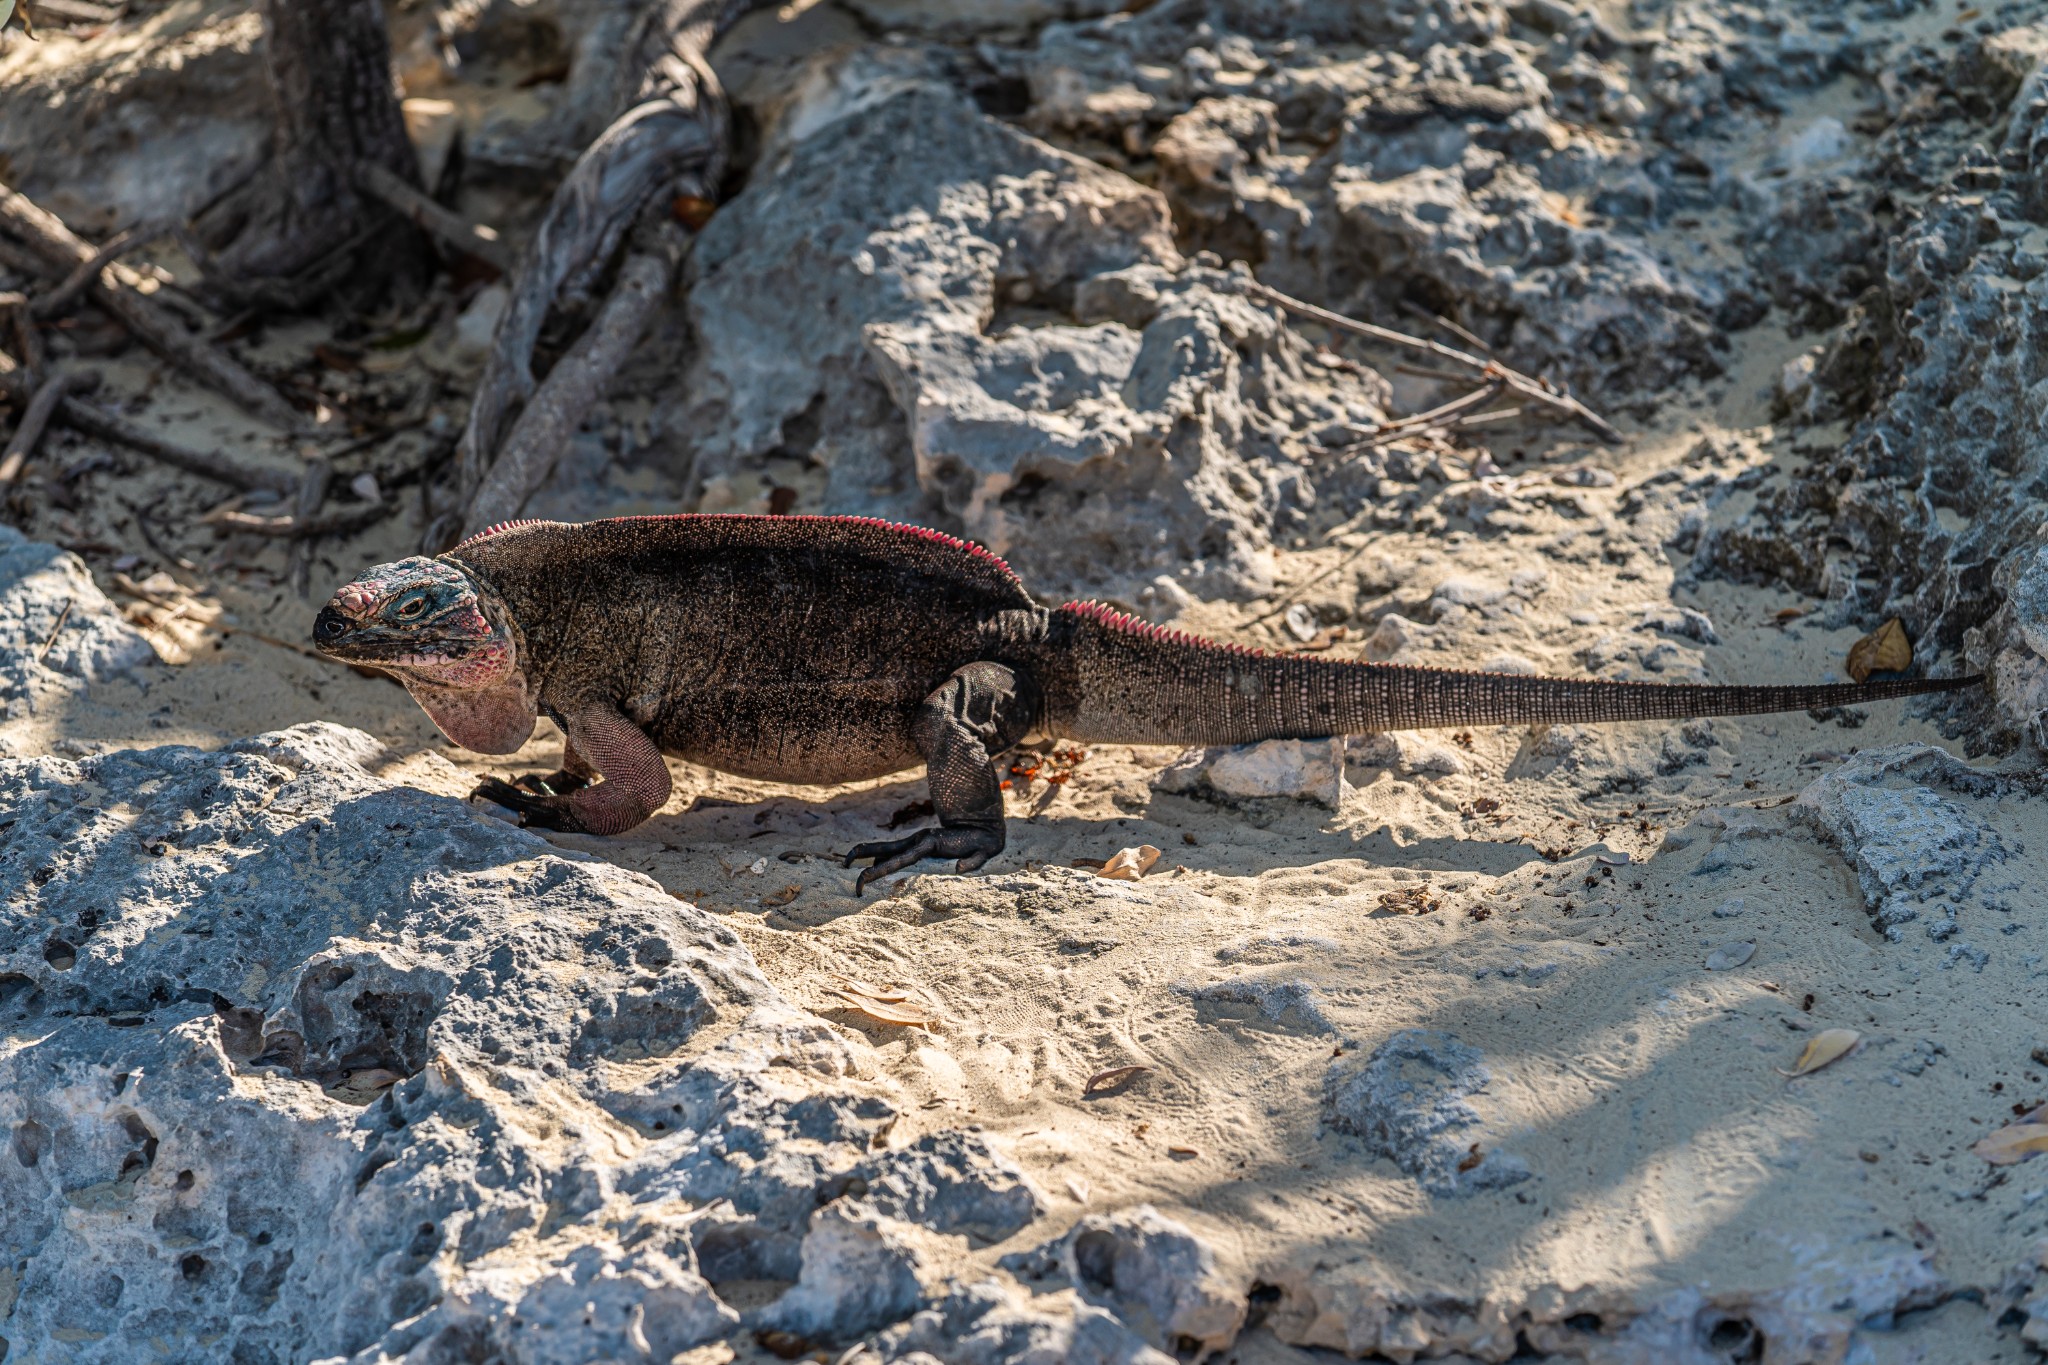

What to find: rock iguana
left=312, top=515, right=1979, bottom=892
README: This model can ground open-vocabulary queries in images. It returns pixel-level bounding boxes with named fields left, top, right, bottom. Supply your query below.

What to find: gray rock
left=1323, top=1028, right=1532, bottom=1196
left=0, top=526, right=155, bottom=715
left=1153, top=738, right=1349, bottom=807
left=1003, top=1206, right=1244, bottom=1358
left=866, top=1276, right=1176, bottom=1365
left=1792, top=745, right=2009, bottom=941
left=0, top=726, right=1041, bottom=1362
left=761, top=1199, right=931, bottom=1343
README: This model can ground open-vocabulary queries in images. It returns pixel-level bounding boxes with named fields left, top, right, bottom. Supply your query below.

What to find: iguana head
left=312, top=556, right=515, bottom=688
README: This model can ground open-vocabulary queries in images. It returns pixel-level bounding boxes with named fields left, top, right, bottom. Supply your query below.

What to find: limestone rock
left=1791, top=745, right=2009, bottom=941
left=1322, top=1028, right=1532, bottom=1196
left=0, top=728, right=1044, bottom=1362
left=0, top=525, right=155, bottom=716
left=1153, top=738, right=1349, bottom=808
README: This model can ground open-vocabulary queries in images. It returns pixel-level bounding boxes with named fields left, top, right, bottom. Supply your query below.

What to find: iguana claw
left=844, top=826, right=1003, bottom=895
left=470, top=776, right=549, bottom=824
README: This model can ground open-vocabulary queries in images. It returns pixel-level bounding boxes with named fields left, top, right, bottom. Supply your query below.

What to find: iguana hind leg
left=473, top=705, right=671, bottom=835
left=845, top=661, right=1038, bottom=895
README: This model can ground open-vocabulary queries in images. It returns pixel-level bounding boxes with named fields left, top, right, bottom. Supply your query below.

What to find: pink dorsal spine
left=1058, top=600, right=1270, bottom=658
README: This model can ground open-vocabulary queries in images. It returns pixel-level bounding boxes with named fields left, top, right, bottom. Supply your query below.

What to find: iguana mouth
left=311, top=609, right=479, bottom=665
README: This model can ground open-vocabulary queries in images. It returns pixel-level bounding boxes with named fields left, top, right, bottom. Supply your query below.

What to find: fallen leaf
left=1777, top=1027, right=1861, bottom=1077
left=1457, top=1142, right=1484, bottom=1172
left=1084, top=1064, right=1152, bottom=1095
left=830, top=990, right=929, bottom=1028
left=1167, top=1145, right=1199, bottom=1158
left=760, top=884, right=800, bottom=907
left=1098, top=845, right=1161, bottom=880
left=672, top=194, right=717, bottom=229
left=1972, top=1123, right=2048, bottom=1166
left=1846, top=617, right=1911, bottom=683
left=1773, top=607, right=1805, bottom=625
left=833, top=976, right=908, bottom=1003
left=1705, top=941, right=1756, bottom=971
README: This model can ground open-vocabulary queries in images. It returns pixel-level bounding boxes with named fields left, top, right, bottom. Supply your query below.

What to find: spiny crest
left=453, top=519, right=551, bottom=551
left=804, top=515, right=1018, bottom=578
left=1059, top=601, right=1271, bottom=659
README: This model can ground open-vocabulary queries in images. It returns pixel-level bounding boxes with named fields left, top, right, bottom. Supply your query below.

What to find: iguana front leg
left=472, top=704, right=672, bottom=835
left=845, top=661, right=1038, bottom=894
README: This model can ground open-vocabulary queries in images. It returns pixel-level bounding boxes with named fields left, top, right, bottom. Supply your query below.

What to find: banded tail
left=1046, top=603, right=1980, bottom=746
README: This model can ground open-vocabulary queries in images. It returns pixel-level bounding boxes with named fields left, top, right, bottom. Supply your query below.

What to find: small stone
left=1712, top=897, right=1747, bottom=918
left=1706, top=941, right=1756, bottom=971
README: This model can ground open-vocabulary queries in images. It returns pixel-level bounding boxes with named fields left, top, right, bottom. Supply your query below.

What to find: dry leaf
left=1845, top=618, right=1911, bottom=683
left=1083, top=1064, right=1152, bottom=1095
left=1098, top=845, right=1161, bottom=881
left=1972, top=1123, right=2048, bottom=1166
left=830, top=991, right=929, bottom=1027
left=1167, top=1144, right=1199, bottom=1157
left=760, top=884, right=800, bottom=907
left=1773, top=607, right=1805, bottom=625
left=1777, top=1027, right=1861, bottom=1076
left=834, top=976, right=908, bottom=1003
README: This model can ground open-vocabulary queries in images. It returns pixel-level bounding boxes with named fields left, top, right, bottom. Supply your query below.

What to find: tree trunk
left=209, top=0, right=432, bottom=309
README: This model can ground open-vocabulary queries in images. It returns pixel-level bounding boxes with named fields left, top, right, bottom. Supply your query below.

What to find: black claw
left=471, top=776, right=546, bottom=823
left=844, top=826, right=1004, bottom=895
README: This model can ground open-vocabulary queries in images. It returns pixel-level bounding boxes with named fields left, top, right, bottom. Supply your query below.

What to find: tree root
left=441, top=0, right=772, bottom=545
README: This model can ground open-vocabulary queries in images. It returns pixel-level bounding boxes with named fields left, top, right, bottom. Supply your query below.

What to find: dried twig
left=0, top=367, right=90, bottom=483
left=0, top=290, right=44, bottom=381
left=1399, top=299, right=1493, bottom=355
left=30, top=222, right=166, bottom=319
left=1340, top=380, right=1504, bottom=449
left=34, top=598, right=71, bottom=664
left=0, top=371, right=294, bottom=492
left=353, top=163, right=515, bottom=275
left=0, top=185, right=305, bottom=431
left=1243, top=280, right=1622, bottom=445
left=207, top=501, right=389, bottom=539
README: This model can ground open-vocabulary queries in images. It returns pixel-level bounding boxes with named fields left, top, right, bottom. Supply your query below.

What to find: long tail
left=1041, top=603, right=1980, bottom=746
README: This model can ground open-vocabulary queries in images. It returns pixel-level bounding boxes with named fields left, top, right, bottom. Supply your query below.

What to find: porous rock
left=0, top=525, right=155, bottom=721
left=1153, top=738, right=1350, bottom=807
left=1791, top=744, right=2008, bottom=941
left=674, top=65, right=1383, bottom=599
left=1322, top=1028, right=1532, bottom=1196
left=0, top=722, right=1047, bottom=1362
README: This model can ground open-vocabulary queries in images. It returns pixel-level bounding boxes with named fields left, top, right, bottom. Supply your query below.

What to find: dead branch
left=0, top=291, right=43, bottom=381
left=353, top=163, right=515, bottom=275
left=1340, top=380, right=1504, bottom=449
left=207, top=501, right=390, bottom=539
left=0, top=368, right=91, bottom=483
left=461, top=229, right=681, bottom=536
left=30, top=222, right=167, bottom=320
left=0, top=370, right=295, bottom=492
left=1243, top=280, right=1623, bottom=445
left=0, top=185, right=306, bottom=431
left=446, top=0, right=771, bottom=543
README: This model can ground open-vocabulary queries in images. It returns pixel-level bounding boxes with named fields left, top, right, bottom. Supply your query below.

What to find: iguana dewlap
left=312, top=515, right=1978, bottom=892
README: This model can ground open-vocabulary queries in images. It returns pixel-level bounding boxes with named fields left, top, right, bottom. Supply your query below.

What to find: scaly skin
left=312, top=515, right=1982, bottom=892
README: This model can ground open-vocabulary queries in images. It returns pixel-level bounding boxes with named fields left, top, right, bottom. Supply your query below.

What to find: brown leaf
left=672, top=195, right=717, bottom=229
left=833, top=976, right=908, bottom=1003
left=760, top=884, right=800, bottom=907
left=1098, top=845, right=1161, bottom=880
left=1777, top=1027, right=1861, bottom=1076
left=1167, top=1145, right=1199, bottom=1158
left=1083, top=1064, right=1152, bottom=1095
left=1846, top=618, right=1911, bottom=683
left=1972, top=1123, right=2048, bottom=1166
left=830, top=990, right=929, bottom=1028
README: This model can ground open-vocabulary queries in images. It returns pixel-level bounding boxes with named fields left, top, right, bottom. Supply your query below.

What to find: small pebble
left=1713, top=897, right=1746, bottom=918
left=1706, top=941, right=1756, bottom=971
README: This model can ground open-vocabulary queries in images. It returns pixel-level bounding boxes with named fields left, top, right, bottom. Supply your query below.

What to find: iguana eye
left=396, top=597, right=427, bottom=619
